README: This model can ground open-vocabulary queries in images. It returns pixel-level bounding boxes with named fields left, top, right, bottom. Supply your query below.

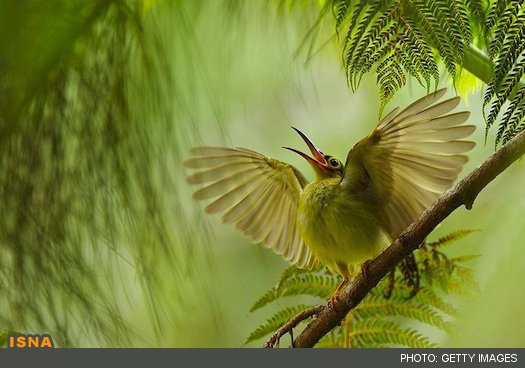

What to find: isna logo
left=6, top=334, right=55, bottom=348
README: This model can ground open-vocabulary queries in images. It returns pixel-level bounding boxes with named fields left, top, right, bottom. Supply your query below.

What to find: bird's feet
left=361, top=260, right=372, bottom=281
left=327, top=292, right=341, bottom=309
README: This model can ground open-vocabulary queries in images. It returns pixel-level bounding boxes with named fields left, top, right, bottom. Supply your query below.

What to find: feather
left=185, top=146, right=315, bottom=268
left=342, top=88, right=475, bottom=239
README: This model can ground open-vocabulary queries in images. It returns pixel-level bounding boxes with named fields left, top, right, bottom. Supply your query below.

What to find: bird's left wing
left=183, top=146, right=315, bottom=268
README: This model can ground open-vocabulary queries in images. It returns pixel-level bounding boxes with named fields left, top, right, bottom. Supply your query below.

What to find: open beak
left=283, top=127, right=327, bottom=171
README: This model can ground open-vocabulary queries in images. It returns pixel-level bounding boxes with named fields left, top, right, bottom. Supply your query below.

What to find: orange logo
left=6, top=334, right=54, bottom=348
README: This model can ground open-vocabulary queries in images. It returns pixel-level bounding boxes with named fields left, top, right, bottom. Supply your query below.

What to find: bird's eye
left=329, top=158, right=340, bottom=167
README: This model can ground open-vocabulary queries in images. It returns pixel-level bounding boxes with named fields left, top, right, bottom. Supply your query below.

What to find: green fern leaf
left=351, top=319, right=437, bottom=348
left=426, top=229, right=478, bottom=248
left=250, top=273, right=338, bottom=312
left=465, top=0, right=486, bottom=24
left=412, top=0, right=457, bottom=77
left=350, top=4, right=398, bottom=88
left=248, top=230, right=476, bottom=348
left=333, top=0, right=351, bottom=29
left=355, top=293, right=452, bottom=331
left=316, top=330, right=345, bottom=348
left=502, top=99, right=525, bottom=145
left=493, top=57, right=525, bottom=144
left=489, top=2, right=522, bottom=57
left=344, top=0, right=385, bottom=89
left=359, top=23, right=397, bottom=74
left=377, top=53, right=406, bottom=110
left=398, top=37, right=429, bottom=88
left=250, top=288, right=280, bottom=313
left=451, top=0, right=472, bottom=46
left=413, top=288, right=460, bottom=317
left=453, top=266, right=479, bottom=292
left=277, top=264, right=322, bottom=287
left=401, top=14, right=440, bottom=84
left=499, top=84, right=525, bottom=143
left=430, top=0, right=466, bottom=58
left=490, top=13, right=525, bottom=101
left=487, top=0, right=512, bottom=29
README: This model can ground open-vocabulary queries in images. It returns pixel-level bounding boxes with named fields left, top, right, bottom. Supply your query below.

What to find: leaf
left=248, top=230, right=478, bottom=347
left=377, top=53, right=406, bottom=111
left=250, top=273, right=338, bottom=312
left=426, top=229, right=479, bottom=248
left=355, top=294, right=452, bottom=331
left=350, top=319, right=437, bottom=348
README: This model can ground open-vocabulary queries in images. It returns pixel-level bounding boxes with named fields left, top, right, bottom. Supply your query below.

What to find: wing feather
left=184, top=147, right=315, bottom=268
left=342, top=88, right=475, bottom=239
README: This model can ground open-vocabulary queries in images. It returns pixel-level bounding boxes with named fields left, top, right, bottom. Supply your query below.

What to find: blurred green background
left=1, top=0, right=524, bottom=347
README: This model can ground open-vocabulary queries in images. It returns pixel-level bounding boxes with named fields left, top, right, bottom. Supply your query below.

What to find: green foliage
left=484, top=1, right=525, bottom=146
left=247, top=230, right=477, bottom=347
left=0, top=0, right=209, bottom=346
left=322, top=0, right=525, bottom=144
left=331, top=0, right=476, bottom=109
left=0, top=331, right=19, bottom=348
left=250, top=270, right=338, bottom=312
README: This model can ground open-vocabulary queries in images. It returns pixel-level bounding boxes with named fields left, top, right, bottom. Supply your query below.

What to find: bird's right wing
left=341, top=88, right=476, bottom=240
left=183, top=146, right=316, bottom=268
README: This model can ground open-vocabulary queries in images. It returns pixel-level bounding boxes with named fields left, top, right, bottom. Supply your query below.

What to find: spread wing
left=183, top=146, right=315, bottom=268
left=341, top=88, right=476, bottom=240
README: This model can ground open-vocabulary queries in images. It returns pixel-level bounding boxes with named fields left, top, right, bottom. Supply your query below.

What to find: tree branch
left=289, top=128, right=525, bottom=348
left=264, top=306, right=324, bottom=348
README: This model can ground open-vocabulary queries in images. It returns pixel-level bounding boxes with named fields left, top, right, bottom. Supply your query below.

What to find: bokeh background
left=1, top=0, right=524, bottom=347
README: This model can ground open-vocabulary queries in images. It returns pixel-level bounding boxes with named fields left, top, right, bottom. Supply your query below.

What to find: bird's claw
left=327, top=292, right=341, bottom=309
left=361, top=260, right=372, bottom=281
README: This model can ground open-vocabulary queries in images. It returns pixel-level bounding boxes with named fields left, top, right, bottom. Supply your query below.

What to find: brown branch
left=263, top=306, right=324, bottom=348
left=290, top=128, right=525, bottom=348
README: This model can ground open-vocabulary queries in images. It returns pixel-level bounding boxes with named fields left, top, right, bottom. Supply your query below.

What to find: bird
left=183, top=88, right=476, bottom=302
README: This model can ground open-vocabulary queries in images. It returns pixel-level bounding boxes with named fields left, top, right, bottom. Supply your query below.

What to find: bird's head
left=284, top=127, right=344, bottom=180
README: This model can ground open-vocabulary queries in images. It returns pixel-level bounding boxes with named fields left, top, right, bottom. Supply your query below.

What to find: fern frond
left=248, top=230, right=476, bottom=347
left=450, top=254, right=481, bottom=263
left=250, top=273, right=338, bottom=312
left=490, top=13, right=525, bottom=96
left=426, top=229, right=478, bottom=248
left=351, top=319, right=436, bottom=348
left=377, top=53, right=407, bottom=110
left=355, top=293, right=452, bottom=331
left=487, top=0, right=512, bottom=29
left=431, top=0, right=466, bottom=58
left=489, top=1, right=522, bottom=57
left=344, top=0, right=385, bottom=89
left=411, top=0, right=458, bottom=77
left=398, top=39, right=428, bottom=88
left=484, top=2, right=525, bottom=144
left=277, top=264, right=322, bottom=288
left=250, top=288, right=279, bottom=313
left=316, top=330, right=345, bottom=348
left=350, top=3, right=398, bottom=88
left=465, top=0, right=486, bottom=25
left=499, top=84, right=525, bottom=144
left=451, top=0, right=472, bottom=47
left=332, top=0, right=351, bottom=29
left=502, top=97, right=525, bottom=144
left=493, top=57, right=525, bottom=144
left=412, top=288, right=460, bottom=317
left=401, top=14, right=440, bottom=85
left=244, top=304, right=314, bottom=345
left=447, top=266, right=479, bottom=294
left=359, top=23, right=397, bottom=75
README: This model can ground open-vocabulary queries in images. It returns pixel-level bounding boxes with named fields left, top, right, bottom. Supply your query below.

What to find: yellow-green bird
left=183, top=89, right=475, bottom=300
